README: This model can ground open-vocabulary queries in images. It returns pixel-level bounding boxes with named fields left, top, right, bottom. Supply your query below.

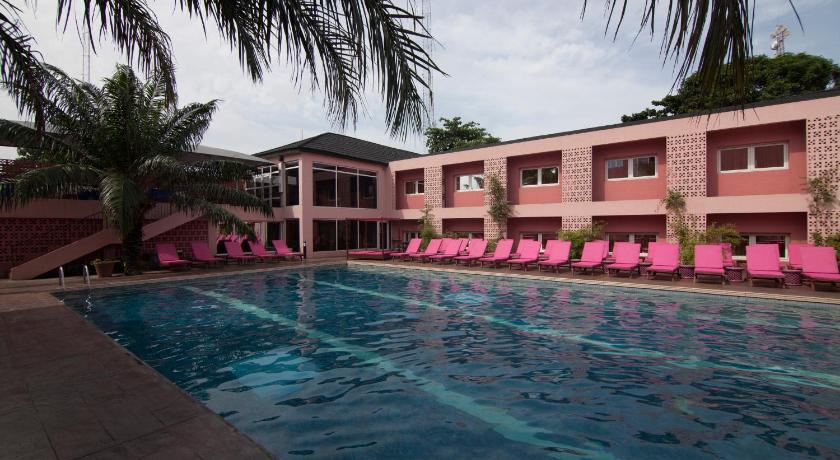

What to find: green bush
left=556, top=221, right=605, bottom=259
left=674, top=222, right=741, bottom=265
left=812, top=232, right=840, bottom=261
left=418, top=205, right=438, bottom=249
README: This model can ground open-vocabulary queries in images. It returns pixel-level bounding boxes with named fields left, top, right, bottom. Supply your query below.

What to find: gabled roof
left=255, top=132, right=419, bottom=164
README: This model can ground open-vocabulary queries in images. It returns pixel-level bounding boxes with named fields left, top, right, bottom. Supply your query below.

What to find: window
left=719, top=143, right=787, bottom=173
left=520, top=233, right=557, bottom=251
left=520, top=166, right=559, bottom=186
left=606, top=156, right=657, bottom=180
left=732, top=234, right=789, bottom=259
left=405, top=179, right=424, bottom=195
left=246, top=165, right=282, bottom=207
left=455, top=173, right=484, bottom=191
left=315, top=219, right=387, bottom=251
left=313, top=163, right=378, bottom=208
left=607, top=233, right=657, bottom=254
left=284, top=161, right=299, bottom=206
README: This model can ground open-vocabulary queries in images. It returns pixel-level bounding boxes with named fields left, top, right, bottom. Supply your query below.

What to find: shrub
left=418, top=205, right=438, bottom=248
left=674, top=221, right=741, bottom=265
left=812, top=232, right=840, bottom=262
left=556, top=221, right=605, bottom=259
left=486, top=173, right=511, bottom=234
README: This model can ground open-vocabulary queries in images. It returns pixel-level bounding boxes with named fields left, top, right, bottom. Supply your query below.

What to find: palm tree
left=581, top=1, right=802, bottom=103
left=0, top=64, right=273, bottom=275
left=0, top=0, right=440, bottom=138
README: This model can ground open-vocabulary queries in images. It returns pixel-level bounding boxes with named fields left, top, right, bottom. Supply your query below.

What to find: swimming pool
left=64, top=265, right=839, bottom=459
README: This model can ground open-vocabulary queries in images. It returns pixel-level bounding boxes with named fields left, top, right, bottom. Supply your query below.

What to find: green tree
left=622, top=53, right=840, bottom=122
left=425, top=117, right=501, bottom=153
left=584, top=1, right=805, bottom=109
left=0, top=65, right=272, bottom=274
left=0, top=0, right=440, bottom=138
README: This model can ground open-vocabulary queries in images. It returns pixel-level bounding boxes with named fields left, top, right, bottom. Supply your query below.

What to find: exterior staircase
left=9, top=211, right=201, bottom=280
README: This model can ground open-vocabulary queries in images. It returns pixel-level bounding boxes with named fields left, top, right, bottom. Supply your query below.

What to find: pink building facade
left=1, top=92, right=839, bottom=278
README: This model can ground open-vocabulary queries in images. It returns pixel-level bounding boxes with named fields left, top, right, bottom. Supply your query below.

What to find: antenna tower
left=420, top=0, right=435, bottom=125
left=82, top=29, right=91, bottom=82
left=770, top=25, right=790, bottom=57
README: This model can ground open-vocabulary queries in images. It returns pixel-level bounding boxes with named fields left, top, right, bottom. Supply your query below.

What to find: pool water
left=64, top=265, right=840, bottom=459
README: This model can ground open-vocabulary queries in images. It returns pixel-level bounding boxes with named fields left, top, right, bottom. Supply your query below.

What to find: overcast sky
left=1, top=0, right=838, bottom=159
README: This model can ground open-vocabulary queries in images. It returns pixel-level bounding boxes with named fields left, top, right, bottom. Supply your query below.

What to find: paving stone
left=0, top=408, right=57, bottom=460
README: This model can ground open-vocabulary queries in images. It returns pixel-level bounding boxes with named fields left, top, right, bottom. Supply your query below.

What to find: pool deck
left=0, top=260, right=343, bottom=460
left=349, top=259, right=840, bottom=304
left=1, top=257, right=838, bottom=460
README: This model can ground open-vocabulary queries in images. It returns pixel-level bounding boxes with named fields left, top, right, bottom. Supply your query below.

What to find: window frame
left=520, top=166, right=560, bottom=187
left=605, top=155, right=658, bottom=181
left=454, top=173, right=484, bottom=192
left=404, top=179, right=425, bottom=195
left=717, top=142, right=788, bottom=174
left=312, top=162, right=378, bottom=208
left=606, top=232, right=658, bottom=256
left=731, top=233, right=790, bottom=260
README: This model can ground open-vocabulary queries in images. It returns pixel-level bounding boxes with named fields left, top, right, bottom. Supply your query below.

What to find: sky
left=1, top=0, right=838, bottom=160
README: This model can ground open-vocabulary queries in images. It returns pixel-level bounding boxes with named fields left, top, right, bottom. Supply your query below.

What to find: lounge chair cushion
left=749, top=269, right=784, bottom=279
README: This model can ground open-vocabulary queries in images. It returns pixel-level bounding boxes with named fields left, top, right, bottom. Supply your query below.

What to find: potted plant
left=91, top=259, right=120, bottom=278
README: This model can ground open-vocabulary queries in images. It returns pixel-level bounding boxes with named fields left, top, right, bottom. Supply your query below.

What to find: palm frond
left=169, top=192, right=259, bottom=238
left=58, top=0, right=176, bottom=101
left=176, top=181, right=274, bottom=216
left=582, top=1, right=802, bottom=102
left=0, top=2, right=48, bottom=131
left=98, top=172, right=146, bottom=236
left=159, top=101, right=219, bottom=153
left=0, top=164, right=101, bottom=209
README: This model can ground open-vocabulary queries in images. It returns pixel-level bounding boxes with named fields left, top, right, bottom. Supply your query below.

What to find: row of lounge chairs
left=390, top=237, right=840, bottom=289
left=155, top=240, right=302, bottom=270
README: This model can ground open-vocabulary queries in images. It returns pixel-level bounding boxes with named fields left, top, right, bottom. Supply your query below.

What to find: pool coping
left=348, top=260, right=840, bottom=306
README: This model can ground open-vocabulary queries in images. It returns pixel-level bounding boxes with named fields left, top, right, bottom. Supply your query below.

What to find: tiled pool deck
left=0, top=258, right=837, bottom=459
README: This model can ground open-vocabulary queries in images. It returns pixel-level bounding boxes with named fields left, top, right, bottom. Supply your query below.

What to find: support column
left=806, top=114, right=840, bottom=240
left=665, top=132, right=708, bottom=241
left=423, top=165, right=443, bottom=233
left=483, top=157, right=508, bottom=240
left=561, top=146, right=593, bottom=231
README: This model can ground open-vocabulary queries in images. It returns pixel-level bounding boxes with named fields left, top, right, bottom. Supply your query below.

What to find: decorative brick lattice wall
left=423, top=165, right=443, bottom=232
left=666, top=213, right=706, bottom=242
left=143, top=219, right=209, bottom=259
left=561, top=215, right=593, bottom=231
left=483, top=157, right=508, bottom=239
left=806, top=115, right=840, bottom=238
left=0, top=218, right=103, bottom=275
left=561, top=146, right=592, bottom=202
left=666, top=132, right=707, bottom=197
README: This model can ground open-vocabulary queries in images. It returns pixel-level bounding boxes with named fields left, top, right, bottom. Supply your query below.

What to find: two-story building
left=2, top=90, right=839, bottom=279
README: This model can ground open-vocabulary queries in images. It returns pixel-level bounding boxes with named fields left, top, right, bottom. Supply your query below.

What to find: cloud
left=0, top=0, right=837, bottom=160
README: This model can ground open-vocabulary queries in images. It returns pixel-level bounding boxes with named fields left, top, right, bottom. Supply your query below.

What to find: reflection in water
left=65, top=266, right=840, bottom=459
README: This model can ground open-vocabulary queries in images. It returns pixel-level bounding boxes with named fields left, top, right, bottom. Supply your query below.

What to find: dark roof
left=255, top=132, right=419, bottom=164
left=419, top=88, right=840, bottom=157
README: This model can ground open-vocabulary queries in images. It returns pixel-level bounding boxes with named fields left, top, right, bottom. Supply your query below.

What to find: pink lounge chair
left=479, top=239, right=514, bottom=267
left=410, top=238, right=443, bottom=262
left=646, top=243, right=679, bottom=280
left=721, top=243, right=735, bottom=268
left=429, top=238, right=465, bottom=264
left=272, top=240, right=304, bottom=260
left=224, top=241, right=258, bottom=264
left=800, top=246, right=840, bottom=289
left=539, top=239, right=560, bottom=260
left=538, top=240, right=572, bottom=272
left=391, top=238, right=422, bottom=260
left=571, top=241, right=606, bottom=275
left=746, top=244, right=786, bottom=287
left=787, top=243, right=814, bottom=270
left=453, top=239, right=488, bottom=266
left=508, top=240, right=541, bottom=271
left=643, top=241, right=661, bottom=263
left=694, top=244, right=726, bottom=284
left=248, top=240, right=282, bottom=262
left=605, top=242, right=641, bottom=277
left=155, top=243, right=192, bottom=270
left=190, top=241, right=225, bottom=266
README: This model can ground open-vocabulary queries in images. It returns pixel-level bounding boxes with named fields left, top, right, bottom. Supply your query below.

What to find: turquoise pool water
left=63, top=265, right=839, bottom=459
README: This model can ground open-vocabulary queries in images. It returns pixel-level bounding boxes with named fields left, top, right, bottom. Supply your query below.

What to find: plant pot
left=93, top=261, right=117, bottom=278
left=678, top=265, right=695, bottom=279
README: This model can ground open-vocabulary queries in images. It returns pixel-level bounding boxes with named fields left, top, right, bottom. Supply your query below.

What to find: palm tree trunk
left=122, top=212, right=146, bottom=276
